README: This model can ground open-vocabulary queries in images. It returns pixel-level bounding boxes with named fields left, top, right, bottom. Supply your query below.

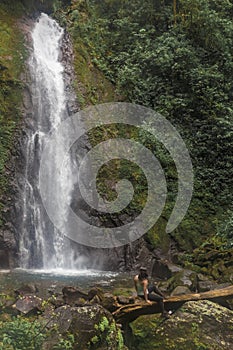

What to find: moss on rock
left=0, top=3, right=26, bottom=226
left=131, top=300, right=233, bottom=350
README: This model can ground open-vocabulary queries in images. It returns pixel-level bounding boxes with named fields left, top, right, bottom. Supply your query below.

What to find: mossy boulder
left=0, top=292, right=16, bottom=314
left=44, top=304, right=126, bottom=350
left=131, top=300, right=233, bottom=350
left=190, top=240, right=233, bottom=283
left=15, top=295, right=42, bottom=315
left=170, top=286, right=191, bottom=296
left=0, top=2, right=26, bottom=236
left=159, top=269, right=198, bottom=294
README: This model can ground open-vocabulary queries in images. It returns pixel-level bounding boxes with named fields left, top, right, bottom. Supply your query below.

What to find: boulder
left=170, top=286, right=191, bottom=296
left=152, top=261, right=182, bottom=280
left=159, top=269, right=198, bottom=294
left=62, top=286, right=88, bottom=305
left=44, top=304, right=125, bottom=350
left=131, top=300, right=233, bottom=349
left=197, top=274, right=231, bottom=293
left=198, top=280, right=219, bottom=292
left=45, top=305, right=73, bottom=333
left=101, top=292, right=118, bottom=312
left=0, top=293, right=17, bottom=315
left=15, top=295, right=42, bottom=315
left=48, top=294, right=65, bottom=308
left=88, top=287, right=104, bottom=301
left=15, top=283, right=39, bottom=296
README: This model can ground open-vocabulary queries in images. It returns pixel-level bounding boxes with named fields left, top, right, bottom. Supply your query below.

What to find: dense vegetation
left=0, top=313, right=76, bottom=349
left=56, top=0, right=233, bottom=279
left=0, top=0, right=232, bottom=279
left=0, top=2, right=232, bottom=349
left=0, top=1, right=26, bottom=226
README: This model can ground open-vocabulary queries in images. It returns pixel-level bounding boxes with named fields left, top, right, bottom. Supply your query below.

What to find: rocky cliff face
left=0, top=11, right=153, bottom=272
left=0, top=6, right=31, bottom=268
left=2, top=0, right=231, bottom=279
left=0, top=11, right=189, bottom=274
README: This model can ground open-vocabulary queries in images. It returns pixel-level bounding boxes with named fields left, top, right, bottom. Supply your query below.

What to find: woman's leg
left=147, top=287, right=167, bottom=316
left=148, top=292, right=164, bottom=309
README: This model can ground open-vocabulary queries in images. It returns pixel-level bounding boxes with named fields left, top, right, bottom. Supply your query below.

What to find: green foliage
left=52, top=333, right=75, bottom=350
left=131, top=303, right=232, bottom=350
left=53, top=1, right=116, bottom=107
left=217, top=210, right=233, bottom=248
left=117, top=329, right=124, bottom=350
left=66, top=0, right=233, bottom=255
left=0, top=3, right=26, bottom=226
left=0, top=316, right=76, bottom=350
left=98, top=316, right=109, bottom=332
left=1, top=0, right=232, bottom=278
left=0, top=0, right=64, bottom=16
left=0, top=293, right=15, bottom=309
left=90, top=317, right=124, bottom=349
left=0, top=317, right=45, bottom=350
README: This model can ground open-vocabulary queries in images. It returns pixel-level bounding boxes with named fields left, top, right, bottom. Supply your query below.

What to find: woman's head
left=138, top=267, right=148, bottom=281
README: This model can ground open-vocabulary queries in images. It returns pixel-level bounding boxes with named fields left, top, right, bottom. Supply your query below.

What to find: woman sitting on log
left=134, top=266, right=169, bottom=318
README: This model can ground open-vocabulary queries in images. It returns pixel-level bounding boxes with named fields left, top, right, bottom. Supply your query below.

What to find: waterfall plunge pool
left=0, top=269, right=134, bottom=298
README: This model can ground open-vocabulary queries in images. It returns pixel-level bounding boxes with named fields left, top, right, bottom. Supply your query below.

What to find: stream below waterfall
left=0, top=269, right=133, bottom=298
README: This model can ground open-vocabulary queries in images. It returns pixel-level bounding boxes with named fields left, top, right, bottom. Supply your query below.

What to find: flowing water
left=0, top=269, right=133, bottom=298
left=20, top=14, right=77, bottom=270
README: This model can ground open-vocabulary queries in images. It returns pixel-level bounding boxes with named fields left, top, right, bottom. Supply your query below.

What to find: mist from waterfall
left=19, top=13, right=82, bottom=270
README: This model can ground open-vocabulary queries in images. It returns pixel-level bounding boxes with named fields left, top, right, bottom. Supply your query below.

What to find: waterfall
left=19, top=13, right=77, bottom=270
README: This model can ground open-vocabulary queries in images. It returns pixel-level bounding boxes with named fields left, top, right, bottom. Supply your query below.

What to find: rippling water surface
left=0, top=269, right=134, bottom=298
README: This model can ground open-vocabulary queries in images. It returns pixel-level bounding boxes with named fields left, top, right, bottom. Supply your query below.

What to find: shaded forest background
left=0, top=0, right=232, bottom=280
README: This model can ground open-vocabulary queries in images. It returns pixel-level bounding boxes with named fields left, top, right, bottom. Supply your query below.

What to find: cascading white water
left=20, top=13, right=77, bottom=269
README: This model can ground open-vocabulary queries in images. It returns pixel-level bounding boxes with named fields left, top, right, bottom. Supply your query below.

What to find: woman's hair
left=138, top=270, right=148, bottom=281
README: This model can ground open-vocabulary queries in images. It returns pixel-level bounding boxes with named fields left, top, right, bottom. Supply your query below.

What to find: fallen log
left=113, top=285, right=233, bottom=325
